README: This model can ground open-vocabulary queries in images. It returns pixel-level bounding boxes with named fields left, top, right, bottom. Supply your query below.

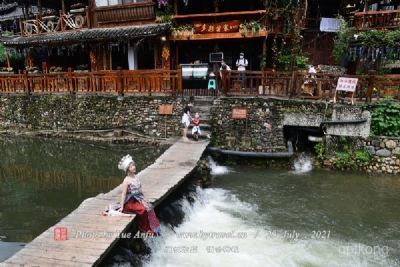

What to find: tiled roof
left=0, top=2, right=18, bottom=14
left=0, top=5, right=54, bottom=22
left=2, top=23, right=170, bottom=47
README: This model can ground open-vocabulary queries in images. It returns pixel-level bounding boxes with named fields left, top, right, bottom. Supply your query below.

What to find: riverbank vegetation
left=365, top=99, right=400, bottom=137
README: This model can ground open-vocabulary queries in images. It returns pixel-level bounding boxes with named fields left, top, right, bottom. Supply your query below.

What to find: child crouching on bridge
left=103, top=155, right=161, bottom=235
left=191, top=113, right=201, bottom=141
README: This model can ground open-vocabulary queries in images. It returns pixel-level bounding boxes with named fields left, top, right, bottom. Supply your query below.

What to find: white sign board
left=320, top=18, right=341, bottom=32
left=336, top=77, right=358, bottom=92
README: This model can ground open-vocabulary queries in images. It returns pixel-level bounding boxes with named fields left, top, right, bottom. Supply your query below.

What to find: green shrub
left=369, top=99, right=400, bottom=137
left=314, top=143, right=325, bottom=161
left=335, top=151, right=355, bottom=169
left=354, top=150, right=370, bottom=163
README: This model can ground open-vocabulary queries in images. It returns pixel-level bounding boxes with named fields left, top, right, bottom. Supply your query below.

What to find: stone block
left=366, top=146, right=376, bottom=155
left=376, top=149, right=392, bottom=157
left=385, top=140, right=397, bottom=149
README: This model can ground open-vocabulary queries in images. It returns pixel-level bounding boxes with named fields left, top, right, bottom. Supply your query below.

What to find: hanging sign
left=336, top=77, right=358, bottom=92
left=232, top=108, right=247, bottom=119
left=193, top=20, right=240, bottom=34
left=159, top=104, right=173, bottom=115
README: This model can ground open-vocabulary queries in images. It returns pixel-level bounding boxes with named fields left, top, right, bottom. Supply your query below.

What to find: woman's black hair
left=183, top=106, right=191, bottom=114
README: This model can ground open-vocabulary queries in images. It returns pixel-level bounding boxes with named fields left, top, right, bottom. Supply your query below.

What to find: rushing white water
left=292, top=153, right=313, bottom=174
left=208, top=157, right=232, bottom=176
left=143, top=187, right=395, bottom=267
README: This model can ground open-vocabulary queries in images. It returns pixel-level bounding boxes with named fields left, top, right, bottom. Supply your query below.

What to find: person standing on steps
left=236, top=52, right=248, bottom=89
left=181, top=106, right=192, bottom=142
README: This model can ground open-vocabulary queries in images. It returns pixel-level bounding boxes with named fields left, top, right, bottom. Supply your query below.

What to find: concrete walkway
left=1, top=138, right=209, bottom=267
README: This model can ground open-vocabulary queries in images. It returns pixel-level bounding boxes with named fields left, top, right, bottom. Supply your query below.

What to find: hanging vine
left=271, top=0, right=308, bottom=70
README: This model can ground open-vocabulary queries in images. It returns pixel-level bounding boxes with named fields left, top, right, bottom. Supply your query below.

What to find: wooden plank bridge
left=0, top=138, right=209, bottom=267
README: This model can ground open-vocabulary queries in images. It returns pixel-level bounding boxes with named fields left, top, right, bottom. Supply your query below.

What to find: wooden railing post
left=24, top=71, right=30, bottom=95
left=19, top=18, right=23, bottom=36
left=289, top=69, right=297, bottom=97
left=86, top=6, right=91, bottom=29
left=367, top=70, right=376, bottom=103
left=67, top=68, right=74, bottom=94
left=118, top=68, right=124, bottom=95
left=221, top=69, right=228, bottom=96
left=60, top=11, right=65, bottom=31
left=177, top=65, right=183, bottom=96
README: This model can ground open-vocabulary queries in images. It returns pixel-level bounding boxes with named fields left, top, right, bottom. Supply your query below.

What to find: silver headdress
left=118, top=154, right=134, bottom=172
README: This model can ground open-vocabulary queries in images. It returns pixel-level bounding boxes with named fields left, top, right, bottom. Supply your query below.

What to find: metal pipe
left=320, top=119, right=367, bottom=125
left=207, top=141, right=294, bottom=158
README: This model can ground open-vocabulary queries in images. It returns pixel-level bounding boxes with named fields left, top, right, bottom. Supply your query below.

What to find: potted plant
left=0, top=67, right=13, bottom=74
left=74, top=64, right=89, bottom=72
left=27, top=66, right=40, bottom=73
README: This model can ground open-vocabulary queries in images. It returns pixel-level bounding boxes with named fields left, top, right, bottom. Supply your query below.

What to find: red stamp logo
left=54, top=227, right=68, bottom=241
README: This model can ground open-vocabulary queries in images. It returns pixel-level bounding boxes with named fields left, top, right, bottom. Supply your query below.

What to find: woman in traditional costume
left=104, top=155, right=160, bottom=235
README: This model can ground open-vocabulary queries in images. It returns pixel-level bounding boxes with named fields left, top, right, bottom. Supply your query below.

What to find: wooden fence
left=222, top=70, right=399, bottom=102
left=0, top=69, right=399, bottom=102
left=0, top=69, right=182, bottom=96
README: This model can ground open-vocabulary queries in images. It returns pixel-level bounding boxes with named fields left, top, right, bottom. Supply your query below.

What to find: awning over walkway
left=1, top=23, right=170, bottom=47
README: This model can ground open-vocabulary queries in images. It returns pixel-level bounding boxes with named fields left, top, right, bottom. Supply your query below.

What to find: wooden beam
left=173, top=10, right=267, bottom=20
left=174, top=0, right=178, bottom=15
left=38, top=0, right=42, bottom=17
left=170, top=30, right=268, bottom=41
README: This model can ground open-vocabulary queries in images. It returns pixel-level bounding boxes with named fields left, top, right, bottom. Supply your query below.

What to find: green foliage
left=295, top=55, right=308, bottom=69
left=325, top=137, right=372, bottom=170
left=314, top=142, right=325, bottom=161
left=358, top=29, right=400, bottom=48
left=171, top=24, right=194, bottom=35
left=239, top=21, right=264, bottom=37
left=354, top=150, right=370, bottom=163
left=155, top=5, right=174, bottom=24
left=369, top=99, right=400, bottom=136
left=276, top=54, right=292, bottom=70
left=335, top=151, right=355, bottom=169
left=276, top=53, right=309, bottom=70
left=335, top=149, right=370, bottom=170
left=333, top=16, right=355, bottom=64
left=275, top=0, right=301, bottom=9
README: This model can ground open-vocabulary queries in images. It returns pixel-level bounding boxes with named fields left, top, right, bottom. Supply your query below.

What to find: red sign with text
left=194, top=20, right=240, bottom=34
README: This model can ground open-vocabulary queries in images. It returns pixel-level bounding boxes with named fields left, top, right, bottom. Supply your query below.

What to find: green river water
left=0, top=137, right=399, bottom=266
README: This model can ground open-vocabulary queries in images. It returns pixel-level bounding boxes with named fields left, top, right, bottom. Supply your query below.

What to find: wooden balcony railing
left=0, top=69, right=182, bottom=96
left=0, top=70, right=398, bottom=102
left=20, top=10, right=89, bottom=36
left=221, top=71, right=399, bottom=102
left=353, top=10, right=400, bottom=30
left=92, top=2, right=155, bottom=27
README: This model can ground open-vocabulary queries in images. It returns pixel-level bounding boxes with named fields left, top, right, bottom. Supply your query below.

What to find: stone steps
left=186, top=97, right=215, bottom=140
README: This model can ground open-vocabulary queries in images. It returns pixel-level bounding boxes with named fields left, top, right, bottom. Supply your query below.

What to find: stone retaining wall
left=0, top=95, right=185, bottom=138
left=365, top=137, right=400, bottom=174
left=322, top=136, right=400, bottom=175
left=210, top=97, right=334, bottom=152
